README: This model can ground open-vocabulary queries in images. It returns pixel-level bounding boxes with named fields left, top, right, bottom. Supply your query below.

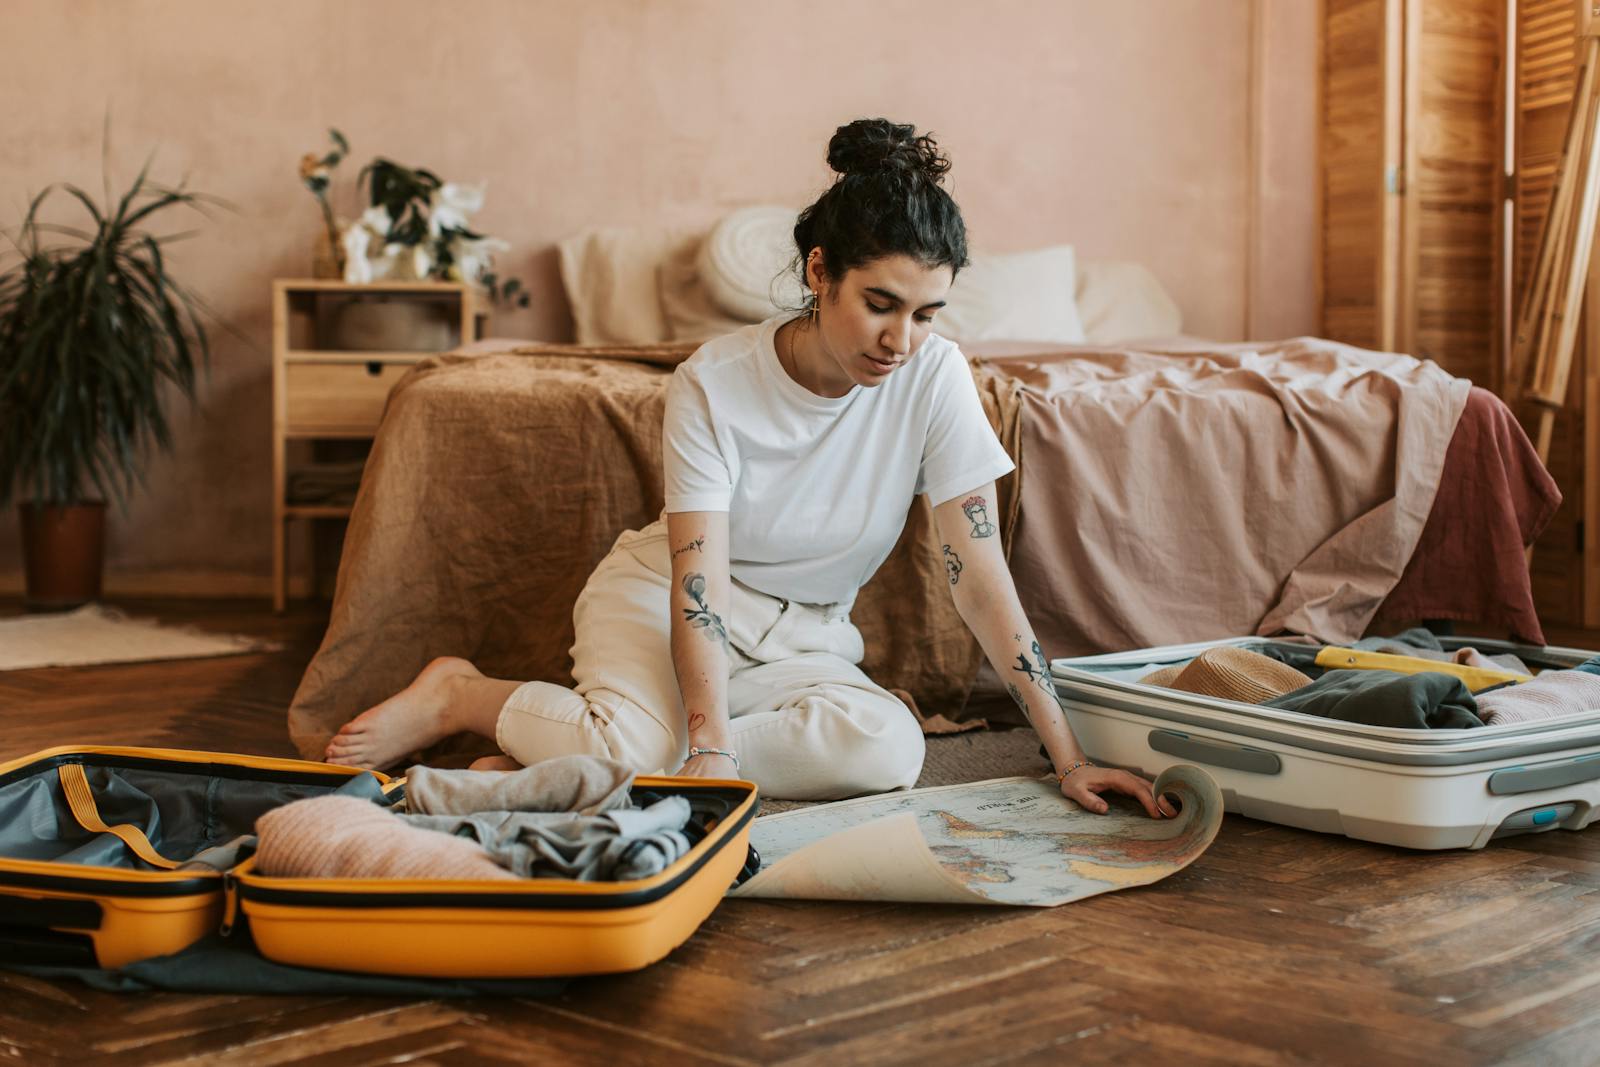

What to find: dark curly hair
left=792, top=118, right=969, bottom=294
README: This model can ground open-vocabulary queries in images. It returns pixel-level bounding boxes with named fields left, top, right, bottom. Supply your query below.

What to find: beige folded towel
left=255, top=795, right=515, bottom=881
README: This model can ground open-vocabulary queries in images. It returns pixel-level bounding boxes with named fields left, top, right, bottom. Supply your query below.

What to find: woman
left=326, top=118, right=1172, bottom=818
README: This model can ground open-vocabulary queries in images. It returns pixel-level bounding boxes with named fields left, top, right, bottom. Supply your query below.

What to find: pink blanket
left=990, top=337, right=1472, bottom=657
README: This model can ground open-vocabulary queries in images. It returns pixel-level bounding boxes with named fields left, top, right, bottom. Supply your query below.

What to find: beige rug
left=0, top=605, right=283, bottom=671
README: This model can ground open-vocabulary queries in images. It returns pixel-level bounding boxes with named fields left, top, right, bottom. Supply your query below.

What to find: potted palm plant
left=0, top=156, right=220, bottom=609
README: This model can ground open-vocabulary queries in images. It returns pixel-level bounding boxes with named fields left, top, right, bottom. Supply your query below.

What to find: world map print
left=729, top=765, right=1221, bottom=906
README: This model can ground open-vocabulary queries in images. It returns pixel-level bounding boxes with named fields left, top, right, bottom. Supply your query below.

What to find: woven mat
left=0, top=605, right=282, bottom=671
left=758, top=727, right=1050, bottom=815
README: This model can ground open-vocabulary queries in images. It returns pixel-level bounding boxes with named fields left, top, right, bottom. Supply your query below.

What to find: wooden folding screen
left=1322, top=0, right=1501, bottom=385
left=1324, top=0, right=1600, bottom=628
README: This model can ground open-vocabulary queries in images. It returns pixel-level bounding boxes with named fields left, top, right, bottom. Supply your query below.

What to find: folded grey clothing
left=1354, top=627, right=1445, bottom=654
left=178, top=834, right=257, bottom=873
left=1476, top=669, right=1600, bottom=726
left=1263, top=669, right=1484, bottom=729
left=405, top=755, right=635, bottom=816
left=401, top=795, right=694, bottom=881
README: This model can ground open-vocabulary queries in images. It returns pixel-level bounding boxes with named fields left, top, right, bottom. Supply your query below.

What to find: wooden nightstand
left=271, top=280, right=484, bottom=612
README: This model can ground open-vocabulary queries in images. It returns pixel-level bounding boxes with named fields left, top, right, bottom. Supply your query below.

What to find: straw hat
left=1138, top=646, right=1312, bottom=704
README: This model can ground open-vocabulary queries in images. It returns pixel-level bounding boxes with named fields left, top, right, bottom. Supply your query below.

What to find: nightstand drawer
left=282, top=361, right=416, bottom=432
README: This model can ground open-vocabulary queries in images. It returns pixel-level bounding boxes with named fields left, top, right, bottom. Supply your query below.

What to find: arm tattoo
left=1006, top=682, right=1030, bottom=721
left=672, top=537, right=705, bottom=559
left=960, top=495, right=997, bottom=539
left=942, top=544, right=963, bottom=585
left=1013, top=639, right=1065, bottom=709
left=681, top=573, right=729, bottom=649
left=687, top=712, right=706, bottom=732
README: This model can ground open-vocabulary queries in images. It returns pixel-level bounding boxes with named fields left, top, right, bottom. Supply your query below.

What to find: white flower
left=359, top=205, right=393, bottom=237
left=448, top=233, right=510, bottom=284
left=428, top=181, right=485, bottom=238
left=410, top=244, right=433, bottom=280
left=340, top=224, right=372, bottom=283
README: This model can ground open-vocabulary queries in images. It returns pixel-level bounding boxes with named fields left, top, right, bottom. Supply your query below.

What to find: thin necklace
left=784, top=319, right=803, bottom=386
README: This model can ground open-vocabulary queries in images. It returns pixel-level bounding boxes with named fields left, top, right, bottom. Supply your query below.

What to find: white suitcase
left=1051, top=636, right=1600, bottom=850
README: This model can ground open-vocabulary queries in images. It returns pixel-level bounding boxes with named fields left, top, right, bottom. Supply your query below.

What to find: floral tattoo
left=682, top=573, right=728, bottom=649
left=961, top=495, right=997, bottom=539
left=942, top=544, right=963, bottom=586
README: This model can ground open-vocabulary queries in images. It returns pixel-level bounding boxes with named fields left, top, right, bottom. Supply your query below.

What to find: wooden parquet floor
left=3, top=600, right=1600, bottom=1066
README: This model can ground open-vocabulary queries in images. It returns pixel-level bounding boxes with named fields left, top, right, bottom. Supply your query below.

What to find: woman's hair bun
left=826, top=118, right=951, bottom=183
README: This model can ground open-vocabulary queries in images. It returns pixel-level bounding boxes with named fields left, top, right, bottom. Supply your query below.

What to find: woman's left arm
left=932, top=482, right=1174, bottom=819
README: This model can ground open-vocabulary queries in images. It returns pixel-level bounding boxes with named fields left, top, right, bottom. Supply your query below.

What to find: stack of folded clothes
left=254, top=755, right=694, bottom=881
left=1137, top=632, right=1600, bottom=730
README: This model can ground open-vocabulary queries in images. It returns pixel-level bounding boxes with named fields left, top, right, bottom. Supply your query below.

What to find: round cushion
left=697, top=205, right=805, bottom=321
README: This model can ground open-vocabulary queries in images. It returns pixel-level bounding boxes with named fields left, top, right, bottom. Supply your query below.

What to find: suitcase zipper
left=220, top=871, right=240, bottom=936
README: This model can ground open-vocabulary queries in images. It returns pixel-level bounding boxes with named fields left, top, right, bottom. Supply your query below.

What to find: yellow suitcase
left=0, top=746, right=758, bottom=978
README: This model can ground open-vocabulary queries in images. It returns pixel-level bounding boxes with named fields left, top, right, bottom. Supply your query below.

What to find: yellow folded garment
left=1314, top=647, right=1532, bottom=693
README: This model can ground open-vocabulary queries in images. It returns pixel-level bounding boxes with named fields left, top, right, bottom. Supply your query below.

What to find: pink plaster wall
left=0, top=0, right=1319, bottom=593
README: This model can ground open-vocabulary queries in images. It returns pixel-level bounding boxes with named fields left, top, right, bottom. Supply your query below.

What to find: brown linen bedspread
left=288, top=336, right=1474, bottom=761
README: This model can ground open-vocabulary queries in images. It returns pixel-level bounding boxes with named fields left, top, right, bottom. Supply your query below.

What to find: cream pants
left=494, top=520, right=925, bottom=801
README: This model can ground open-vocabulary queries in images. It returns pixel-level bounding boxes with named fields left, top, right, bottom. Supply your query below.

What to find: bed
left=285, top=222, right=1561, bottom=761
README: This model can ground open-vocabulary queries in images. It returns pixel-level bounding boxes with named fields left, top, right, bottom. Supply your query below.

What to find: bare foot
left=324, top=657, right=484, bottom=769
left=469, top=755, right=522, bottom=772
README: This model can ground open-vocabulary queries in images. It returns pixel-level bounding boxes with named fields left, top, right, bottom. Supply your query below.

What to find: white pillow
left=936, top=246, right=1086, bottom=345
left=698, top=205, right=805, bottom=321
left=659, top=238, right=753, bottom=343
left=557, top=225, right=697, bottom=344
left=1074, top=259, right=1183, bottom=343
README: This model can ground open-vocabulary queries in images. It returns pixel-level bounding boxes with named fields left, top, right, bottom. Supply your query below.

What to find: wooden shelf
left=271, top=278, right=484, bottom=611
left=273, top=278, right=478, bottom=294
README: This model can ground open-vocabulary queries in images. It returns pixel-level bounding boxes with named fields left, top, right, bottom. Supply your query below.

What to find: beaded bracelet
left=688, top=745, right=740, bottom=770
left=1055, top=759, right=1094, bottom=784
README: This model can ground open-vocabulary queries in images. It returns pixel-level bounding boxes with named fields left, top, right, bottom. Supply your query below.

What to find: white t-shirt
left=662, top=316, right=1015, bottom=606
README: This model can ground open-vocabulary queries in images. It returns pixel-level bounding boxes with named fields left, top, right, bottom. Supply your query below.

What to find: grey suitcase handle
left=1488, top=753, right=1600, bottom=796
left=1148, top=729, right=1282, bottom=775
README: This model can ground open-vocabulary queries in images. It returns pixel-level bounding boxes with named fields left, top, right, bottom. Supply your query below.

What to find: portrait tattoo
left=672, top=537, right=705, bottom=559
left=681, top=573, right=729, bottom=649
left=961, top=495, right=997, bottom=539
left=942, top=544, right=963, bottom=585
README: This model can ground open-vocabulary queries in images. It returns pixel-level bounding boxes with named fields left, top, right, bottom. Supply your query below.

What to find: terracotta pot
left=19, top=501, right=106, bottom=611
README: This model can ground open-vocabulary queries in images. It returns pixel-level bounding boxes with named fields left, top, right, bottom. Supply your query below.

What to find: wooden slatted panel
left=1515, top=0, right=1579, bottom=302
left=1517, top=0, right=1587, bottom=625
left=1323, top=0, right=1390, bottom=347
left=1408, top=0, right=1503, bottom=387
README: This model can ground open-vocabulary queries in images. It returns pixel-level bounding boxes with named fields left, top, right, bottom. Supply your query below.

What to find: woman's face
left=806, top=252, right=954, bottom=391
